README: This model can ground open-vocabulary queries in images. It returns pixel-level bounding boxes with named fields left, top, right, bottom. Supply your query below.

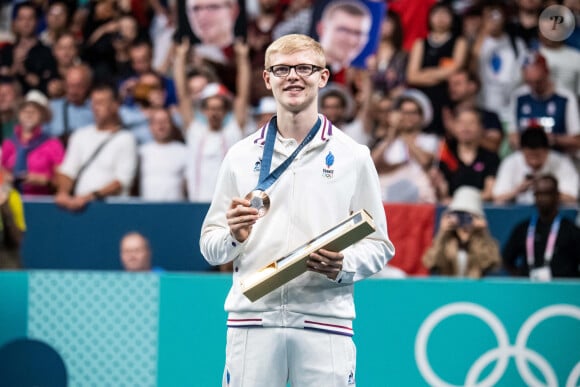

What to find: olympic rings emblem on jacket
left=414, top=302, right=580, bottom=387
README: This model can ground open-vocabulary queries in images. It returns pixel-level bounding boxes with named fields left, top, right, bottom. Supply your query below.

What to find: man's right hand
left=226, top=197, right=259, bottom=243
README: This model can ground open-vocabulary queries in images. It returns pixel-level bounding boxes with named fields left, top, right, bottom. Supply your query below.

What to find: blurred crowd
left=0, top=0, right=579, bottom=277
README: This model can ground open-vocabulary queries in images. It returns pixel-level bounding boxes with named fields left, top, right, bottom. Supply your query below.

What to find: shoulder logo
left=253, top=158, right=261, bottom=172
left=322, top=151, right=335, bottom=179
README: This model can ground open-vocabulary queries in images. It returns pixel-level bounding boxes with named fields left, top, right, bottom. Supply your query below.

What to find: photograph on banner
left=309, top=0, right=386, bottom=70
left=176, top=0, right=247, bottom=62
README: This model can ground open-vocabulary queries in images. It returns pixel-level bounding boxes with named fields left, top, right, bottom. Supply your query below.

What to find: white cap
left=447, top=186, right=485, bottom=218
left=21, top=90, right=51, bottom=122
left=397, top=88, right=433, bottom=127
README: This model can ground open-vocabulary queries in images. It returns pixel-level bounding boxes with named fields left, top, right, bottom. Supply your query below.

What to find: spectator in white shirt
left=493, top=128, right=578, bottom=205
left=138, top=107, right=187, bottom=201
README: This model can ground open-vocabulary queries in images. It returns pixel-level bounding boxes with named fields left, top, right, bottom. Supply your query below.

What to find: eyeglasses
left=268, top=64, right=323, bottom=77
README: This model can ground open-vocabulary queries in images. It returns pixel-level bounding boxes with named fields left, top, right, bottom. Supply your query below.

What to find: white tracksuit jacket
left=200, top=115, right=395, bottom=336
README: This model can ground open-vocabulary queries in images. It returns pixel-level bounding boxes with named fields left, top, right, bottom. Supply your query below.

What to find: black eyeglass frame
left=267, top=64, right=324, bottom=77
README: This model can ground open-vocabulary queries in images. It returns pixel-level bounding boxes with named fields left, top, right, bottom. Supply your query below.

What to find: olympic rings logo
left=415, top=302, right=580, bottom=387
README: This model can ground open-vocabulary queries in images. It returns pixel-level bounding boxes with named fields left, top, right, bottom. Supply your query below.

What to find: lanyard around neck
left=526, top=214, right=561, bottom=267
left=255, top=116, right=321, bottom=192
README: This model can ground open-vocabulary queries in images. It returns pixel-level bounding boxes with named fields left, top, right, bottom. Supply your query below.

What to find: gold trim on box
left=240, top=209, right=376, bottom=302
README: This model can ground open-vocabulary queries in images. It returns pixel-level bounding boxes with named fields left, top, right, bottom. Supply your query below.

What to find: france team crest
left=323, top=151, right=335, bottom=179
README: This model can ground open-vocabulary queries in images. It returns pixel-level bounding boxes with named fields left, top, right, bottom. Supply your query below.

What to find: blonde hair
left=264, top=34, right=326, bottom=69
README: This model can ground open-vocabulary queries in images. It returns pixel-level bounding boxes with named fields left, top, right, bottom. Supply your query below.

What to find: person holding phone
left=422, top=186, right=501, bottom=277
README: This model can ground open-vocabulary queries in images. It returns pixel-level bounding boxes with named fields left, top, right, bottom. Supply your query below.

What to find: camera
left=451, top=211, right=473, bottom=228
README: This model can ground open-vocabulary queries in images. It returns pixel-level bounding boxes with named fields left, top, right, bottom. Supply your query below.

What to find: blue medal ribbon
left=255, top=116, right=321, bottom=192
left=526, top=213, right=561, bottom=268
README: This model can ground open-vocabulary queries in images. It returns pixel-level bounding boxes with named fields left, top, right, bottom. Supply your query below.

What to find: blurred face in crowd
left=259, top=0, right=278, bottom=14
left=91, top=88, right=119, bottom=127
left=13, top=6, right=37, bottom=38
left=517, top=0, right=542, bottom=12
left=95, top=0, right=116, bottom=20
left=130, top=44, right=153, bottom=75
left=320, top=94, right=346, bottom=124
left=429, top=6, right=453, bottom=33
left=533, top=178, right=559, bottom=215
left=482, top=7, right=505, bottom=36
left=118, top=14, right=139, bottom=42
left=18, top=103, right=44, bottom=131
left=65, top=67, right=91, bottom=105
left=53, top=34, right=78, bottom=67
left=454, top=110, right=483, bottom=144
left=0, top=83, right=18, bottom=113
left=188, top=74, right=210, bottom=102
left=522, top=146, right=548, bottom=171
left=135, top=73, right=165, bottom=108
left=202, top=96, right=228, bottom=130
left=317, top=4, right=371, bottom=68
left=186, top=0, right=238, bottom=47
left=46, top=2, right=69, bottom=32
left=524, top=64, right=550, bottom=97
left=149, top=108, right=174, bottom=143
left=398, top=100, right=423, bottom=132
left=448, top=72, right=476, bottom=102
left=120, top=233, right=151, bottom=272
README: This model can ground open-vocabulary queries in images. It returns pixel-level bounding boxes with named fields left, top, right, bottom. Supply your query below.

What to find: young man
left=502, top=175, right=580, bottom=279
left=200, top=34, right=394, bottom=387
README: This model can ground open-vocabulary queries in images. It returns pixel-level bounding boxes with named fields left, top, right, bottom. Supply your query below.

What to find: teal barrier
left=1, top=272, right=579, bottom=386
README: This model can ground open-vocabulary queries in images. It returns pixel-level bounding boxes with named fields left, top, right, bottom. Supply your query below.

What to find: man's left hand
left=307, top=249, right=344, bottom=280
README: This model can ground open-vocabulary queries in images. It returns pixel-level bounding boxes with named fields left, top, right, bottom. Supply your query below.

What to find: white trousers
left=223, top=327, right=357, bottom=387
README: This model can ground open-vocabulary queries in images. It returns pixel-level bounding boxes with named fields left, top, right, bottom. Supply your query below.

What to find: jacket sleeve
left=335, top=147, right=396, bottom=284
left=199, top=150, right=247, bottom=266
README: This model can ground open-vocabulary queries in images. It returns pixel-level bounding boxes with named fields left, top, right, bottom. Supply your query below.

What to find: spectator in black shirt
left=502, top=174, right=580, bottom=279
left=4, top=2, right=58, bottom=95
left=444, top=68, right=504, bottom=153
left=432, top=106, right=500, bottom=203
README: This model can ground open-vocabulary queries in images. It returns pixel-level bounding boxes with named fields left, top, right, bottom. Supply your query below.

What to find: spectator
left=174, top=38, right=220, bottom=130
left=369, top=9, right=407, bottom=97
left=111, top=13, right=142, bottom=77
left=389, top=0, right=437, bottom=52
left=148, top=0, right=176, bottom=73
left=54, top=83, right=138, bottom=211
left=81, top=0, right=121, bottom=83
left=371, top=89, right=438, bottom=203
left=1, top=90, right=64, bottom=195
left=185, top=83, right=244, bottom=202
left=47, top=32, right=82, bottom=99
left=507, top=53, right=580, bottom=153
left=7, top=1, right=58, bottom=94
left=407, top=2, right=468, bottom=136
left=119, top=70, right=169, bottom=144
left=47, top=64, right=94, bottom=144
left=493, top=128, right=579, bottom=205
left=502, top=174, right=580, bottom=279
left=471, top=2, right=527, bottom=122
left=0, top=173, right=26, bottom=269
left=118, top=40, right=178, bottom=108
left=367, top=93, right=394, bottom=146
left=422, top=186, right=501, bottom=277
left=444, top=69, right=504, bottom=153
left=433, top=107, right=500, bottom=203
left=507, top=0, right=542, bottom=49
left=138, top=107, right=187, bottom=201
left=272, top=0, right=312, bottom=40
left=246, top=0, right=283, bottom=104
left=0, top=77, right=22, bottom=141
left=538, top=17, right=580, bottom=98
left=39, top=1, right=71, bottom=48
left=119, top=231, right=158, bottom=272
